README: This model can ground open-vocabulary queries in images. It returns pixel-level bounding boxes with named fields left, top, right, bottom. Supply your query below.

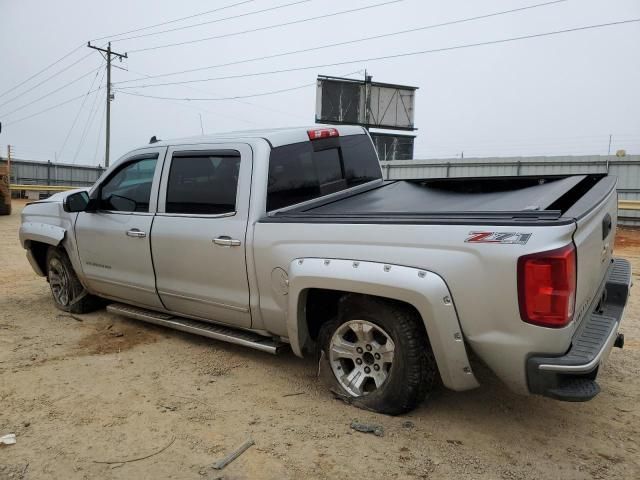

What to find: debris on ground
left=402, top=420, right=415, bottom=429
left=57, top=314, right=83, bottom=322
left=93, top=436, right=175, bottom=464
left=316, top=350, right=325, bottom=378
left=350, top=421, right=384, bottom=437
left=0, top=433, right=16, bottom=445
left=158, top=404, right=178, bottom=412
left=211, top=438, right=255, bottom=470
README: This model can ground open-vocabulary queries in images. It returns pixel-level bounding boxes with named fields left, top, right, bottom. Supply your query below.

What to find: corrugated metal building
left=0, top=157, right=104, bottom=198
left=2, top=158, right=104, bottom=187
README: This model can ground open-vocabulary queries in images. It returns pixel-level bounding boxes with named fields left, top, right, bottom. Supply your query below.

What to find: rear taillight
left=517, top=243, right=576, bottom=328
left=307, top=127, right=339, bottom=140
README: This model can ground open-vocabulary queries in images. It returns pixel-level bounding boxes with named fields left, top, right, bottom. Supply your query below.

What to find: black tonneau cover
left=263, top=174, right=613, bottom=226
left=309, top=176, right=585, bottom=214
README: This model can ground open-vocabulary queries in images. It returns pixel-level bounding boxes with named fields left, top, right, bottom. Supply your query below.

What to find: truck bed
left=265, top=174, right=614, bottom=226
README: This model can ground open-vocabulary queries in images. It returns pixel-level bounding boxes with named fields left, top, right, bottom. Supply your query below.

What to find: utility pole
left=363, top=70, right=372, bottom=130
left=607, top=134, right=612, bottom=156
left=87, top=42, right=127, bottom=168
left=7, top=145, right=12, bottom=184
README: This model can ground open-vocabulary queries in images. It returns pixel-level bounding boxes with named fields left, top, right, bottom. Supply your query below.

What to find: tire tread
left=46, top=247, right=102, bottom=314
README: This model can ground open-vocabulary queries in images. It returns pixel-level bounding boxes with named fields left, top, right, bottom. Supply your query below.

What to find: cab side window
left=166, top=153, right=240, bottom=215
left=100, top=157, right=158, bottom=212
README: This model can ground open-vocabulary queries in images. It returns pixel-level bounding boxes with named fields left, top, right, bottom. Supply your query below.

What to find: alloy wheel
left=329, top=319, right=395, bottom=397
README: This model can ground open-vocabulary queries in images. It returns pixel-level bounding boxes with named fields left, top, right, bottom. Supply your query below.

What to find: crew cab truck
left=19, top=126, right=631, bottom=414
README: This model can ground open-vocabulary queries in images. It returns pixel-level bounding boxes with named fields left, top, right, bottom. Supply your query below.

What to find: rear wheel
left=321, top=295, right=437, bottom=415
left=46, top=248, right=102, bottom=313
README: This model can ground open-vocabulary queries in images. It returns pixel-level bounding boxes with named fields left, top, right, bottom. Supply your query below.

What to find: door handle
left=213, top=236, right=241, bottom=247
left=126, top=228, right=147, bottom=238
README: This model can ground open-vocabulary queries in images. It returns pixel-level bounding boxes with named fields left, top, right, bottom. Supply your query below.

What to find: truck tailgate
left=570, top=179, right=618, bottom=327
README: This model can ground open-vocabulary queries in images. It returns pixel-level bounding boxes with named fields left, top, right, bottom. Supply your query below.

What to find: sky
left=0, top=0, right=639, bottom=165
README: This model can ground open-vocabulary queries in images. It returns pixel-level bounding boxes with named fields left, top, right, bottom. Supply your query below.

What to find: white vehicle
left=19, top=126, right=631, bottom=414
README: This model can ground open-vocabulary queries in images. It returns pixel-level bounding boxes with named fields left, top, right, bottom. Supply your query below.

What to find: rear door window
left=267, top=134, right=381, bottom=211
left=166, top=153, right=240, bottom=215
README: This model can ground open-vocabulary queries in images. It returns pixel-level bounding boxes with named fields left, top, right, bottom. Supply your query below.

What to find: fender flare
left=19, top=222, right=66, bottom=248
left=287, top=257, right=480, bottom=392
left=19, top=222, right=66, bottom=276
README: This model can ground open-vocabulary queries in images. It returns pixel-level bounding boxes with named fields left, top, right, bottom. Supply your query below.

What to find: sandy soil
left=1, top=199, right=639, bottom=480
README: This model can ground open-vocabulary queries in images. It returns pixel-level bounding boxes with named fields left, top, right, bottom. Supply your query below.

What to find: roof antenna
left=149, top=135, right=160, bottom=144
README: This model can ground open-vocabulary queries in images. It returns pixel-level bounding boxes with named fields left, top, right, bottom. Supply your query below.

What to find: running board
left=106, top=303, right=287, bottom=355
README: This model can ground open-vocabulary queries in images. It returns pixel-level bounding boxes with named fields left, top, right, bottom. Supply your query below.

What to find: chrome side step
left=106, top=303, right=287, bottom=354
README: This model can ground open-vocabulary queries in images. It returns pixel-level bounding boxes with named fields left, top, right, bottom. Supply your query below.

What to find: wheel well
left=304, top=289, right=425, bottom=343
left=27, top=241, right=51, bottom=276
left=304, top=289, right=345, bottom=341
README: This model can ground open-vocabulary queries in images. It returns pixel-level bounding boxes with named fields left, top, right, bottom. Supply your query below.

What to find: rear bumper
left=527, top=258, right=631, bottom=401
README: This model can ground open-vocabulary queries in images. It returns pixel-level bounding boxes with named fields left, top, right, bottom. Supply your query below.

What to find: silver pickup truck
left=19, top=125, right=631, bottom=414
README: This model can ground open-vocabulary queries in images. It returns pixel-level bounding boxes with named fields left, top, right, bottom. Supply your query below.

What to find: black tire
left=320, top=294, right=437, bottom=415
left=46, top=247, right=102, bottom=314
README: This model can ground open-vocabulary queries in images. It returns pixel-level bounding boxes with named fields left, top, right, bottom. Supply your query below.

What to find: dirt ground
left=1, top=199, right=639, bottom=480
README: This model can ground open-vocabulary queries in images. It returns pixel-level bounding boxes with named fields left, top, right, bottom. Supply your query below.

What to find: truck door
left=150, top=144, right=252, bottom=328
left=75, top=149, right=166, bottom=308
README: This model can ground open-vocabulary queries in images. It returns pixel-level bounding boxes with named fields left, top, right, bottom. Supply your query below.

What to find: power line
left=116, top=68, right=362, bottom=102
left=0, top=51, right=95, bottom=109
left=2, top=1, right=269, bottom=103
left=92, top=0, right=258, bottom=42
left=113, top=0, right=313, bottom=43
left=117, top=0, right=567, bottom=84
left=116, top=81, right=316, bottom=101
left=4, top=87, right=103, bottom=127
left=1, top=0, right=266, bottom=117
left=116, top=70, right=360, bottom=102
left=129, top=0, right=405, bottom=53
left=118, top=67, right=363, bottom=123
left=73, top=86, right=106, bottom=164
left=0, top=44, right=85, bottom=100
left=0, top=65, right=104, bottom=118
left=118, top=18, right=640, bottom=89
left=122, top=65, right=320, bottom=122
left=118, top=67, right=264, bottom=126
left=59, top=65, right=107, bottom=159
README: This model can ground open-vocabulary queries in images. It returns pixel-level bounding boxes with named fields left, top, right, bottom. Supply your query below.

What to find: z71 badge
left=465, top=232, right=532, bottom=245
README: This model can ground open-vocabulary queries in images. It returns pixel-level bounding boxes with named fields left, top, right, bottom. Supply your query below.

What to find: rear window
left=267, top=134, right=381, bottom=211
left=166, top=153, right=240, bottom=215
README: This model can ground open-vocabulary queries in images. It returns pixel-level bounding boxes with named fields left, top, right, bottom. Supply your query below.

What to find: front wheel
left=46, top=248, right=102, bottom=314
left=321, top=295, right=437, bottom=415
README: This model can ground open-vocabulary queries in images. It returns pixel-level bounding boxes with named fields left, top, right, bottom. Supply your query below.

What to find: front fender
left=19, top=222, right=67, bottom=277
left=287, top=258, right=480, bottom=392
left=19, top=222, right=66, bottom=249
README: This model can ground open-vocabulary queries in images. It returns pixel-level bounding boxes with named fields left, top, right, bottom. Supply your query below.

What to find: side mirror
left=63, top=191, right=90, bottom=213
